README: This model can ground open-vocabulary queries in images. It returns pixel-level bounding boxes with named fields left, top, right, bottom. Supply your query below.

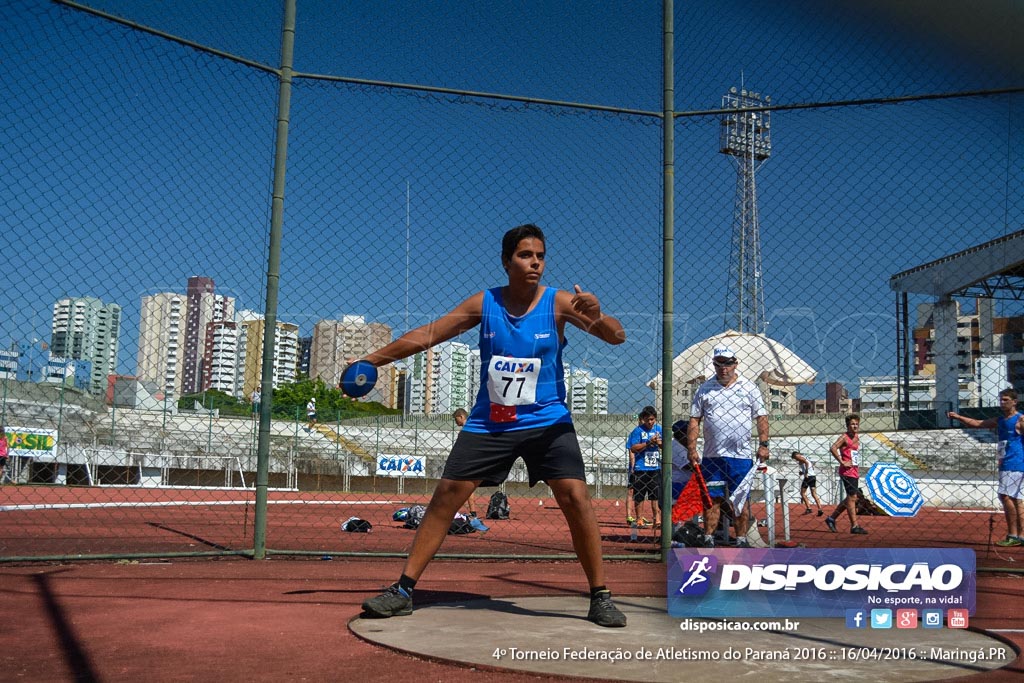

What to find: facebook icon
left=846, top=609, right=866, bottom=629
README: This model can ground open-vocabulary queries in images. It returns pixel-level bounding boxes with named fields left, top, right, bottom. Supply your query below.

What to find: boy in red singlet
left=825, top=414, right=868, bottom=535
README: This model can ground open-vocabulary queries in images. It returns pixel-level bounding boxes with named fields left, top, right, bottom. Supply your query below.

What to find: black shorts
left=632, top=470, right=662, bottom=504
left=841, top=475, right=860, bottom=497
left=627, top=470, right=637, bottom=489
left=442, top=423, right=585, bottom=487
left=800, top=476, right=817, bottom=490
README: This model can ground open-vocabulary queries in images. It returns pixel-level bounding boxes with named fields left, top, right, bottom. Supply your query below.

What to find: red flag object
left=672, top=464, right=712, bottom=524
left=489, top=404, right=518, bottom=423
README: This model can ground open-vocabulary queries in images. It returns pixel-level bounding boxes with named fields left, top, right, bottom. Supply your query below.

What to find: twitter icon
left=871, top=609, right=892, bottom=629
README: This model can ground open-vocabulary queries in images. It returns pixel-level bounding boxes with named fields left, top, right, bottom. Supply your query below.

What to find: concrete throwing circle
left=351, top=596, right=1015, bottom=681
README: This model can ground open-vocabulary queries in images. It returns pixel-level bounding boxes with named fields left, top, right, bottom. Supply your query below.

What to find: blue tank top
left=464, top=287, right=571, bottom=433
left=997, top=413, right=1024, bottom=472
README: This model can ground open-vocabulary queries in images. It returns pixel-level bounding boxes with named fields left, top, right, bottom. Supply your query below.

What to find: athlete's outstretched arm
left=363, top=293, right=484, bottom=367
left=559, top=285, right=625, bottom=345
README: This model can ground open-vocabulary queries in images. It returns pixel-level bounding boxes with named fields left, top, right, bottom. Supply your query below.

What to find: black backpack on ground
left=672, top=520, right=707, bottom=547
left=486, top=491, right=510, bottom=520
left=448, top=517, right=475, bottom=534
left=341, top=517, right=373, bottom=533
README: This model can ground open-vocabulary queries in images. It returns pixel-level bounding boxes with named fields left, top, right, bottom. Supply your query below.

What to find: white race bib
left=643, top=450, right=661, bottom=468
left=849, top=449, right=860, bottom=466
left=486, top=355, right=541, bottom=406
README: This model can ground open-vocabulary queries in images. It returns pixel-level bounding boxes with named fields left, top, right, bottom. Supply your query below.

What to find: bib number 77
left=500, top=375, right=527, bottom=399
left=486, top=355, right=541, bottom=406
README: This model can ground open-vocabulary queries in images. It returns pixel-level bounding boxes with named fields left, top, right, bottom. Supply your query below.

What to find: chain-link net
left=2, top=0, right=1022, bottom=567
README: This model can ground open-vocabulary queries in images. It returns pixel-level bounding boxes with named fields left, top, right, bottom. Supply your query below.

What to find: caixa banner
left=668, top=548, right=975, bottom=618
left=375, top=454, right=426, bottom=477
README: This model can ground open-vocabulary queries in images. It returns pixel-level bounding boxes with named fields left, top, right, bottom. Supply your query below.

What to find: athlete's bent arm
left=363, top=293, right=484, bottom=367
left=829, top=434, right=850, bottom=464
left=559, top=286, right=625, bottom=345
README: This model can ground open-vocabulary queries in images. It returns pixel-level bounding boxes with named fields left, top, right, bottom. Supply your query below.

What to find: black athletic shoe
left=850, top=526, right=869, bottom=535
left=588, top=590, right=627, bottom=627
left=825, top=517, right=837, bottom=533
left=817, top=510, right=824, bottom=517
left=803, top=508, right=813, bottom=515
left=361, top=583, right=413, bottom=617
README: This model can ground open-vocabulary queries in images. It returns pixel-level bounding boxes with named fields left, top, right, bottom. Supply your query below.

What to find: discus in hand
left=340, top=360, right=378, bottom=398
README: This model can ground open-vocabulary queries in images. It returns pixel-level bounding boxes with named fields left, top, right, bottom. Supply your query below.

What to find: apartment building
left=236, top=317, right=299, bottom=398
left=180, top=277, right=235, bottom=394
left=138, top=292, right=187, bottom=395
left=564, top=366, right=609, bottom=415
left=310, top=316, right=392, bottom=405
left=50, top=296, right=121, bottom=395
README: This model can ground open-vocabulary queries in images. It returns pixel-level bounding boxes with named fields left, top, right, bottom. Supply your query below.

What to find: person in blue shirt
left=626, top=406, right=663, bottom=530
left=358, top=224, right=628, bottom=627
left=949, top=388, right=1024, bottom=547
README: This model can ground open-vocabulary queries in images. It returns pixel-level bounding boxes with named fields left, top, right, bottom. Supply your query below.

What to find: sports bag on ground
left=486, top=491, right=510, bottom=520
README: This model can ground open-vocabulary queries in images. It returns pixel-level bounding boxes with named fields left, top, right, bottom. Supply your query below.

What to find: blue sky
left=3, top=1, right=1021, bottom=412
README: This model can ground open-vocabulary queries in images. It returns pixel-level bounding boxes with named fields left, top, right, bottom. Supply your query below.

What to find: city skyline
left=9, top=279, right=621, bottom=415
left=10, top=277, right=1024, bottom=415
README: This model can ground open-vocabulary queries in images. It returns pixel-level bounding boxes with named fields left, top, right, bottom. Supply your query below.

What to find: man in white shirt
left=306, top=397, right=317, bottom=429
left=686, top=345, right=769, bottom=547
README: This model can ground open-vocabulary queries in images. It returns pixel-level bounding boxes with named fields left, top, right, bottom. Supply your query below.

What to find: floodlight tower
left=719, top=86, right=772, bottom=334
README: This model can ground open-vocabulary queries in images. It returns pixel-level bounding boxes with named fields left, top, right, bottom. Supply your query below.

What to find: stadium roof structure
left=647, top=330, right=816, bottom=389
left=889, top=229, right=1024, bottom=300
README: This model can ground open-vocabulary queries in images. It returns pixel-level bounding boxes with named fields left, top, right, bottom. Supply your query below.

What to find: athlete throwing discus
left=359, top=223, right=628, bottom=627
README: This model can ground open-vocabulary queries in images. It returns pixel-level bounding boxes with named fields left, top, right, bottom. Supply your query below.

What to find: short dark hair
left=639, top=405, right=657, bottom=420
left=501, top=224, right=545, bottom=264
left=845, top=413, right=860, bottom=426
left=1000, top=388, right=1018, bottom=400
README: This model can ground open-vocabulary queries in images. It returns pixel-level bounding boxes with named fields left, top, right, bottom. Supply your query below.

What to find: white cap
left=712, top=345, right=736, bottom=359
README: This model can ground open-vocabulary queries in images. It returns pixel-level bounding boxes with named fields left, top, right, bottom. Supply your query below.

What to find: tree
left=177, top=389, right=249, bottom=416
left=270, top=376, right=398, bottom=422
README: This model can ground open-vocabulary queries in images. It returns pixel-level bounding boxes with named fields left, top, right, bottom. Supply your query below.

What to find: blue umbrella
left=864, top=462, right=924, bottom=517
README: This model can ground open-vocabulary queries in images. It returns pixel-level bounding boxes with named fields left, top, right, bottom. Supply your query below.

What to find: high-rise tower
left=719, top=86, right=772, bottom=334
left=50, top=296, right=121, bottom=395
left=181, top=277, right=234, bottom=394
